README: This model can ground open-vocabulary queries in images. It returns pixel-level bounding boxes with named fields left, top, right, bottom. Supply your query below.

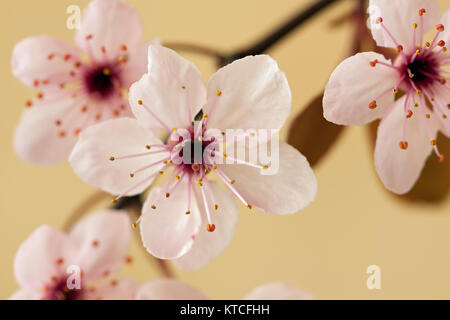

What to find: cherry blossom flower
left=10, top=210, right=137, bottom=300
left=136, top=279, right=313, bottom=300
left=12, top=0, right=152, bottom=165
left=69, top=44, right=317, bottom=270
left=323, top=0, right=449, bottom=194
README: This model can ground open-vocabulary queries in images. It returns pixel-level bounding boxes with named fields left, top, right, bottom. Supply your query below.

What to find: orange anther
left=369, top=100, right=377, bottom=109
left=207, top=224, right=216, bottom=232
left=399, top=141, right=408, bottom=150
left=437, top=24, right=445, bottom=32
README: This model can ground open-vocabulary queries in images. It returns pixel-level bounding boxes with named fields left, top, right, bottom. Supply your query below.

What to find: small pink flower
left=136, top=279, right=313, bottom=300
left=10, top=210, right=138, bottom=300
left=69, top=44, right=317, bottom=270
left=12, top=0, right=152, bottom=165
left=323, top=0, right=449, bottom=194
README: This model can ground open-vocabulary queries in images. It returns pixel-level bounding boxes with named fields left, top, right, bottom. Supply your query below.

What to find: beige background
left=1, top=0, right=449, bottom=299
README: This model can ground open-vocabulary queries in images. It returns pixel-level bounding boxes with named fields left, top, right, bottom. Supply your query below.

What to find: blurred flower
left=10, top=210, right=137, bottom=300
left=136, top=279, right=313, bottom=300
left=12, top=0, right=152, bottom=165
left=69, top=44, right=317, bottom=270
left=323, top=0, right=449, bottom=194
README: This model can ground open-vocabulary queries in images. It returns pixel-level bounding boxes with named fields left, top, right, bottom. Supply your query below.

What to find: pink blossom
left=323, top=0, right=449, bottom=194
left=10, top=210, right=138, bottom=300
left=136, top=279, right=313, bottom=300
left=12, top=0, right=152, bottom=165
left=69, top=44, right=317, bottom=270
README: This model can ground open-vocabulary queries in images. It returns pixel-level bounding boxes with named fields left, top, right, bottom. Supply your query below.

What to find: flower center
left=83, top=65, right=118, bottom=99
left=44, top=277, right=83, bottom=300
left=403, top=55, right=439, bottom=88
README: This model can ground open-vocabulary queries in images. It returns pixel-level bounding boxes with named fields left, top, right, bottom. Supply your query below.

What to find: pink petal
left=69, top=210, right=131, bottom=280
left=173, top=181, right=238, bottom=270
left=374, top=96, right=436, bottom=194
left=368, top=0, right=440, bottom=51
left=120, top=40, right=159, bottom=88
left=243, top=282, right=313, bottom=300
left=69, top=118, right=166, bottom=196
left=323, top=52, right=397, bottom=125
left=136, top=279, right=207, bottom=300
left=14, top=98, right=79, bottom=166
left=12, top=36, right=81, bottom=88
left=432, top=83, right=450, bottom=138
left=14, top=226, right=75, bottom=290
left=9, top=289, right=43, bottom=300
left=204, top=55, right=291, bottom=134
left=84, top=278, right=139, bottom=300
left=139, top=179, right=202, bottom=260
left=75, top=0, right=142, bottom=62
left=219, top=142, right=317, bottom=214
left=129, top=44, right=206, bottom=131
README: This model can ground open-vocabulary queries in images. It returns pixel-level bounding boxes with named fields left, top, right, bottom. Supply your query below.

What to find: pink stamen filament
left=138, top=101, right=172, bottom=132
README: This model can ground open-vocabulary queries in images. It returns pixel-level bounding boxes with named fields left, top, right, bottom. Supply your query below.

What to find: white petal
left=69, top=118, right=166, bottom=196
left=14, top=226, right=75, bottom=290
left=375, top=95, right=436, bottom=194
left=69, top=210, right=131, bottom=280
left=136, top=279, right=207, bottom=300
left=323, top=52, right=397, bottom=125
left=139, top=179, right=202, bottom=260
left=75, top=0, right=142, bottom=62
left=219, top=141, right=317, bottom=214
left=243, top=282, right=313, bottom=300
left=173, top=181, right=238, bottom=270
left=129, top=44, right=206, bottom=130
left=205, top=55, right=291, bottom=133
left=368, top=0, right=441, bottom=51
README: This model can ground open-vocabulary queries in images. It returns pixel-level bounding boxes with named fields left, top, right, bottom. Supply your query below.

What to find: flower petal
left=219, top=141, right=317, bottom=214
left=136, top=279, right=207, bottom=300
left=368, top=0, right=441, bottom=51
left=431, top=83, right=450, bottom=138
left=440, top=8, right=450, bottom=58
left=9, top=289, right=43, bottom=300
left=120, top=40, right=158, bottom=88
left=173, top=181, right=238, bottom=270
left=85, top=278, right=139, bottom=300
left=129, top=44, right=206, bottom=130
left=14, top=99, right=79, bottom=166
left=139, top=179, right=202, bottom=260
left=14, top=226, right=75, bottom=290
left=12, top=36, right=81, bottom=88
left=69, top=210, right=130, bottom=280
left=204, top=55, right=291, bottom=133
left=243, top=282, right=313, bottom=300
left=375, top=95, right=436, bottom=194
left=75, top=0, right=142, bottom=62
left=69, top=118, right=166, bottom=196
left=323, top=52, right=397, bottom=125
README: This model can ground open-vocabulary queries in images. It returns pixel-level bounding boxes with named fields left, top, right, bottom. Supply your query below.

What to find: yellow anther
left=103, top=68, right=111, bottom=76
left=137, top=100, right=143, bottom=105
left=111, top=199, right=118, bottom=203
left=146, top=145, right=151, bottom=150
left=185, top=210, right=191, bottom=215
left=212, top=164, right=217, bottom=170
left=431, top=140, right=436, bottom=146
left=223, top=153, right=227, bottom=158
left=151, top=205, right=156, bottom=210
left=416, top=89, right=421, bottom=94
left=214, top=204, right=218, bottom=210
left=216, top=90, right=222, bottom=96
left=392, top=88, right=398, bottom=94
left=409, top=74, right=415, bottom=78
left=221, top=132, right=225, bottom=136
left=198, top=182, right=203, bottom=187
left=132, top=222, right=138, bottom=229
left=247, top=204, right=252, bottom=210
left=426, top=114, right=431, bottom=119
left=159, top=171, right=164, bottom=175
left=415, top=49, right=420, bottom=55
left=414, top=103, right=419, bottom=108
left=425, top=41, right=431, bottom=47
left=443, top=47, right=448, bottom=52
left=250, top=133, right=255, bottom=137
left=442, top=115, right=447, bottom=119
left=109, top=156, right=115, bottom=162
left=130, top=173, right=135, bottom=178
left=181, top=85, right=186, bottom=89
left=413, top=23, right=418, bottom=29
left=172, top=128, right=177, bottom=132
left=203, top=113, right=208, bottom=119
left=198, top=136, right=203, bottom=141
left=169, top=160, right=173, bottom=164
left=230, top=179, right=235, bottom=184
left=204, top=168, right=210, bottom=174
left=175, top=175, right=181, bottom=180
left=197, top=177, right=203, bottom=182
left=165, top=193, right=170, bottom=198
left=430, top=97, right=435, bottom=102
left=164, top=160, right=168, bottom=165
left=263, top=165, right=269, bottom=169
